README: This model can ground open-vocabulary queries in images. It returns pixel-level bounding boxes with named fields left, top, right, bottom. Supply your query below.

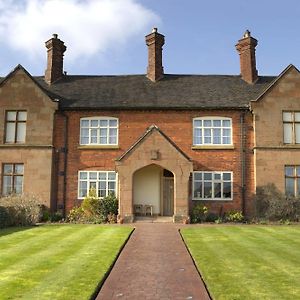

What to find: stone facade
left=0, top=67, right=57, bottom=206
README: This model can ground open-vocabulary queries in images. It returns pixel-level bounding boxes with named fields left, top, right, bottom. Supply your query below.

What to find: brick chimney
left=235, top=30, right=258, bottom=84
left=45, top=34, right=67, bottom=84
left=145, top=28, right=165, bottom=82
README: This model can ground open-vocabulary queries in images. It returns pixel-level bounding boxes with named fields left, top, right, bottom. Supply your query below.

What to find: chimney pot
left=44, top=34, right=66, bottom=84
left=145, top=28, right=165, bottom=82
left=236, top=30, right=258, bottom=84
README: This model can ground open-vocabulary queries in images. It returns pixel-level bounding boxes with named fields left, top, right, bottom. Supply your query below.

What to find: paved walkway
left=96, top=223, right=210, bottom=300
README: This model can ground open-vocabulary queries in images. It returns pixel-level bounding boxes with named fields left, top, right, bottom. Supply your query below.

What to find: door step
left=134, top=216, right=173, bottom=223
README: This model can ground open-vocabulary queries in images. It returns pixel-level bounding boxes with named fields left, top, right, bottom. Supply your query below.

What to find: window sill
left=192, top=198, right=233, bottom=201
left=78, top=145, right=119, bottom=150
left=192, top=145, right=234, bottom=150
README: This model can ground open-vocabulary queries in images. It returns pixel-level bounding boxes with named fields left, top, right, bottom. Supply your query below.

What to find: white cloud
left=0, top=0, right=160, bottom=64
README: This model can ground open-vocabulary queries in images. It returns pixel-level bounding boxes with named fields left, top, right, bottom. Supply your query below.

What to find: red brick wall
left=53, top=109, right=254, bottom=216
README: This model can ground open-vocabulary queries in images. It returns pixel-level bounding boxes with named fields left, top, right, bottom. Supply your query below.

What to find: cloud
left=0, top=0, right=159, bottom=67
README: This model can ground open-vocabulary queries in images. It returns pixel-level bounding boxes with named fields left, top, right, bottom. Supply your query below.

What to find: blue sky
left=0, top=0, right=299, bottom=76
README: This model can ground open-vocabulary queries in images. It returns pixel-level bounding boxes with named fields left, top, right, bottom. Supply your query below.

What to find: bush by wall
left=0, top=194, right=42, bottom=227
left=67, top=189, right=118, bottom=224
left=255, top=184, right=300, bottom=221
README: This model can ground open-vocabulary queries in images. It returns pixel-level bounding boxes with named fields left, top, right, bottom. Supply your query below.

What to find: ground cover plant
left=0, top=224, right=132, bottom=300
left=181, top=226, right=300, bottom=300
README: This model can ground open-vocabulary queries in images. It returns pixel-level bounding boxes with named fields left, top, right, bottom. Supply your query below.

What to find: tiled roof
left=34, top=74, right=276, bottom=110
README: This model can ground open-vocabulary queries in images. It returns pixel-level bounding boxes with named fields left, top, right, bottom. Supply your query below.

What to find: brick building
left=1, top=29, right=299, bottom=222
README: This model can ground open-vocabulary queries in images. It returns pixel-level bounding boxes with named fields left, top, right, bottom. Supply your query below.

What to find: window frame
left=192, top=171, right=233, bottom=201
left=193, top=117, right=233, bottom=146
left=79, top=117, right=119, bottom=146
left=2, top=163, right=24, bottom=195
left=4, top=110, right=27, bottom=144
left=78, top=170, right=118, bottom=199
left=284, top=165, right=300, bottom=197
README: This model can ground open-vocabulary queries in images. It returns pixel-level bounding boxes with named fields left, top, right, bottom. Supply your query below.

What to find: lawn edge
left=90, top=227, right=135, bottom=300
left=179, top=228, right=213, bottom=300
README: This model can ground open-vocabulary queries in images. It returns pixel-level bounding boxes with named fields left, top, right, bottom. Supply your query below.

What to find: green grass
left=0, top=224, right=133, bottom=300
left=181, top=226, right=300, bottom=300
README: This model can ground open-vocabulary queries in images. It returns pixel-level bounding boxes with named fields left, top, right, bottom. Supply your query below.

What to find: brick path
left=96, top=223, right=210, bottom=300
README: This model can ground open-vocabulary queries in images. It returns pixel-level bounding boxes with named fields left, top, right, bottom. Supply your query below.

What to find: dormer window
left=80, top=117, right=118, bottom=145
left=193, top=117, right=232, bottom=146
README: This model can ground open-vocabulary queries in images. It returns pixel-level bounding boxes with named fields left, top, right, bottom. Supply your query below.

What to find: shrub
left=205, top=212, right=219, bottom=222
left=50, top=212, right=64, bottom=222
left=255, top=184, right=300, bottom=221
left=0, top=194, right=42, bottom=227
left=225, top=211, right=244, bottom=223
left=67, top=191, right=118, bottom=224
left=0, top=206, right=12, bottom=228
left=191, top=204, right=208, bottom=223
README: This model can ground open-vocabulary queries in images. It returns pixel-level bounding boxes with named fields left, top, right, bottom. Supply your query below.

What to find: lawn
left=0, top=224, right=133, bottom=300
left=181, top=226, right=300, bottom=300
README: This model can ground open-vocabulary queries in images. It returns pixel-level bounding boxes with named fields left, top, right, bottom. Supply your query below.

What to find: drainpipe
left=240, top=112, right=246, bottom=216
left=61, top=111, right=68, bottom=218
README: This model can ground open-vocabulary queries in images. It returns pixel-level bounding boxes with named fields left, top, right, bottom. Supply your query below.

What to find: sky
left=0, top=0, right=300, bottom=77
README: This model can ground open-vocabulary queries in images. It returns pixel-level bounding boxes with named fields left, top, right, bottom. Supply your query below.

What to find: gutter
left=240, top=112, right=246, bottom=215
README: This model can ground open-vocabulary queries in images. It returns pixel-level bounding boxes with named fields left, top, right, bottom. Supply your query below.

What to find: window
left=80, top=117, right=118, bottom=145
left=2, top=163, right=24, bottom=195
left=193, top=117, right=232, bottom=146
left=283, top=112, right=300, bottom=144
left=78, top=171, right=117, bottom=199
left=193, top=171, right=232, bottom=200
left=285, top=166, right=300, bottom=197
left=5, top=111, right=27, bottom=143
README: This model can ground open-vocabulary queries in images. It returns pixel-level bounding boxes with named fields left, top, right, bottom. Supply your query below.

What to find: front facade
left=0, top=29, right=299, bottom=222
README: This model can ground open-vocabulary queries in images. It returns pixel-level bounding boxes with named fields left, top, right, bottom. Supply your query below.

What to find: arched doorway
left=133, top=165, right=174, bottom=217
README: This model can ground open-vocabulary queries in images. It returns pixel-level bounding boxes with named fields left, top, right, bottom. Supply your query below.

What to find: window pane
left=80, top=172, right=87, bottom=180
left=108, top=172, right=116, bottom=180
left=109, top=136, right=117, bottom=144
left=194, top=173, right=202, bottom=180
left=91, top=120, right=98, bottom=127
left=18, top=112, right=27, bottom=121
left=204, top=182, right=212, bottom=198
left=223, top=128, right=231, bottom=136
left=5, top=123, right=16, bottom=143
left=100, top=120, right=108, bottom=127
left=283, top=124, right=292, bottom=144
left=99, top=181, right=106, bottom=189
left=15, top=164, right=24, bottom=175
left=99, top=189, right=106, bottom=197
left=81, top=137, right=89, bottom=144
left=214, top=173, right=221, bottom=180
left=204, top=173, right=212, bottom=180
left=14, top=176, right=23, bottom=194
left=3, top=164, right=13, bottom=174
left=194, top=120, right=202, bottom=127
left=6, top=111, right=16, bottom=121
left=79, top=181, right=87, bottom=198
left=222, top=120, right=231, bottom=127
left=297, top=167, right=300, bottom=176
left=213, top=120, right=221, bottom=127
left=283, top=112, right=292, bottom=121
left=100, top=128, right=107, bottom=137
left=222, top=137, right=231, bottom=144
left=99, top=172, right=107, bottom=180
left=109, top=119, right=118, bottom=127
left=285, top=166, right=294, bottom=177
left=16, top=123, right=26, bottom=142
left=204, top=129, right=211, bottom=144
left=223, top=182, right=232, bottom=198
left=81, top=128, right=89, bottom=137
left=89, top=172, right=97, bottom=180
left=213, top=129, right=221, bottom=144
left=214, top=182, right=222, bottom=198
left=295, top=113, right=300, bottom=122
left=100, top=137, right=107, bottom=144
left=295, top=124, right=300, bottom=143
left=3, top=176, right=12, bottom=195
left=194, top=128, right=202, bottom=145
left=109, top=128, right=117, bottom=137
left=81, top=120, right=89, bottom=127
left=297, top=179, right=300, bottom=197
left=223, top=173, right=231, bottom=180
left=194, top=182, right=202, bottom=198
left=108, top=181, right=115, bottom=190
left=286, top=178, right=295, bottom=196
left=203, top=120, right=211, bottom=127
